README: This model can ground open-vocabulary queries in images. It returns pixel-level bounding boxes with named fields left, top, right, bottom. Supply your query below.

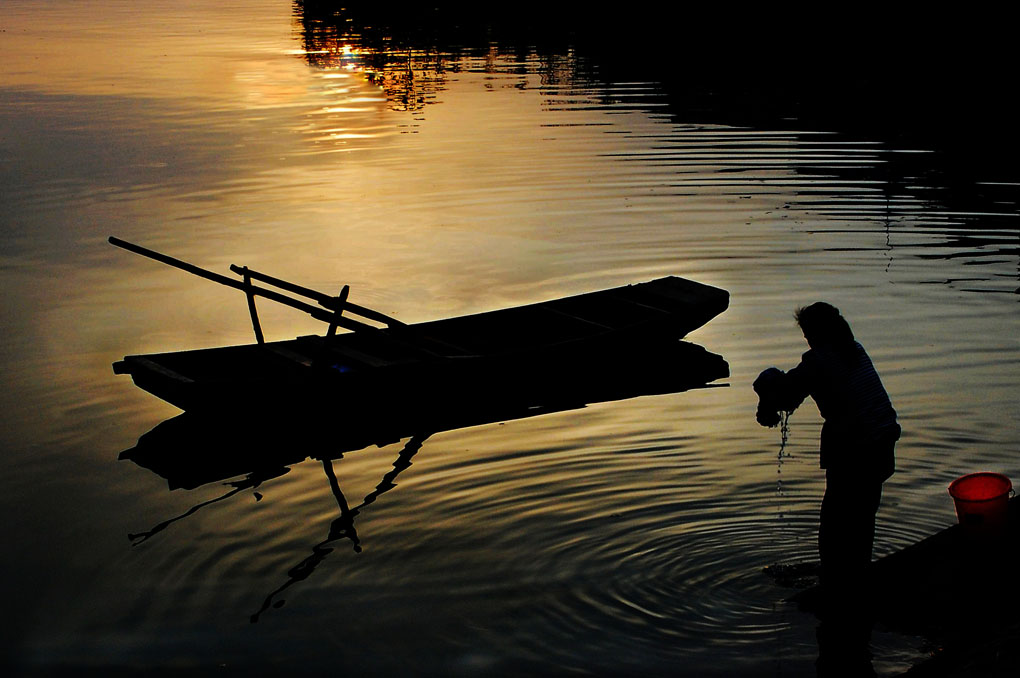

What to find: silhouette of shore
left=783, top=498, right=1020, bottom=676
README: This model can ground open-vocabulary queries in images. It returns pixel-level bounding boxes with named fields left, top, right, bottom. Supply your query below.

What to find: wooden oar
left=108, top=237, right=376, bottom=333
left=228, top=264, right=405, bottom=328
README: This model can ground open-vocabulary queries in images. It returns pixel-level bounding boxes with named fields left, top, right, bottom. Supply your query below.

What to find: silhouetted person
left=754, top=302, right=899, bottom=675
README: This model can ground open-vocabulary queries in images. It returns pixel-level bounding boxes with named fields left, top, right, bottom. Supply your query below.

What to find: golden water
left=1, top=2, right=1017, bottom=674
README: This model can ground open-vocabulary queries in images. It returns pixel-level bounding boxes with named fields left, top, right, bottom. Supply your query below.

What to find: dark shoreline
left=784, top=497, right=1020, bottom=676
left=295, top=2, right=1018, bottom=179
left=883, top=499, right=1019, bottom=676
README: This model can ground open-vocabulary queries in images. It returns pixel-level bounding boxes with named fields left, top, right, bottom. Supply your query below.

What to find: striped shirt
left=773, top=341, right=899, bottom=478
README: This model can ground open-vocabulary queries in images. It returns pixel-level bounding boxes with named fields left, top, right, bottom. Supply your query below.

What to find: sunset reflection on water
left=0, top=1, right=1017, bottom=676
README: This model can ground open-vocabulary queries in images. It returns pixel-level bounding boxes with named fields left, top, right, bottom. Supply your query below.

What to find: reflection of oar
left=353, top=432, right=430, bottom=512
left=321, top=458, right=361, bottom=552
left=250, top=434, right=431, bottom=623
left=128, top=467, right=288, bottom=545
left=250, top=538, right=335, bottom=624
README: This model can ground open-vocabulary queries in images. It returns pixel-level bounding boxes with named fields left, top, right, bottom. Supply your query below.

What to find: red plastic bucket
left=948, top=472, right=1012, bottom=533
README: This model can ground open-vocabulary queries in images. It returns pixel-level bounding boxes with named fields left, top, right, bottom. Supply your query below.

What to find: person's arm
left=777, top=359, right=813, bottom=412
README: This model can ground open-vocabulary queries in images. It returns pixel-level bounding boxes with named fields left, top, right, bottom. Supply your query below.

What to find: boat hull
left=113, top=276, right=729, bottom=413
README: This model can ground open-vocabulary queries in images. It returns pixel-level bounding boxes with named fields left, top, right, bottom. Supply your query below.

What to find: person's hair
left=794, top=302, right=855, bottom=349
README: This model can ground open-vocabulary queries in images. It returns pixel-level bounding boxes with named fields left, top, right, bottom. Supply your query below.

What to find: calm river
left=1, top=2, right=1017, bottom=675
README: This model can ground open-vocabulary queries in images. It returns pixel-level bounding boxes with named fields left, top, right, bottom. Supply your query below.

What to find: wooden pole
left=228, top=263, right=405, bottom=328
left=108, top=237, right=375, bottom=333
left=241, top=266, right=265, bottom=345
left=326, top=285, right=350, bottom=339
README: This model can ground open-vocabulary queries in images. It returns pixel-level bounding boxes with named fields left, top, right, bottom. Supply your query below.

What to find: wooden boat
left=109, top=237, right=729, bottom=413
left=122, top=336, right=727, bottom=491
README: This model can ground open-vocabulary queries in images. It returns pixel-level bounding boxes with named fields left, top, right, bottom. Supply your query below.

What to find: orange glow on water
left=2, top=2, right=1019, bottom=675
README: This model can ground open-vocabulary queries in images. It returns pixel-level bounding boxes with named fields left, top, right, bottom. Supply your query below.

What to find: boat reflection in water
left=120, top=338, right=727, bottom=622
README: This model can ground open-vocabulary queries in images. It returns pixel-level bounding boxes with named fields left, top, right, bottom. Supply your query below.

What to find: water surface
left=1, top=2, right=1017, bottom=675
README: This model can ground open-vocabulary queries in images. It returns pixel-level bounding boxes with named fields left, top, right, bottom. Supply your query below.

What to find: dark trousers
left=815, top=472, right=884, bottom=676
left=818, top=471, right=883, bottom=602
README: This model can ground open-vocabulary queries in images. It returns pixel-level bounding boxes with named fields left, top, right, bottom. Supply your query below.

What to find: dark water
left=1, top=2, right=1017, bottom=675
